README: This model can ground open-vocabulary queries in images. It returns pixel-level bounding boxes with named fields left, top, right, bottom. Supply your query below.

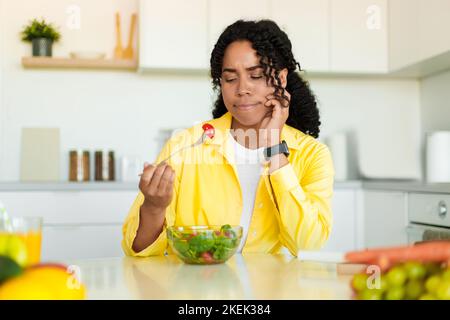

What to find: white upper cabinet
left=330, top=0, right=388, bottom=73
left=388, top=0, right=421, bottom=71
left=271, top=0, right=330, bottom=72
left=138, top=0, right=450, bottom=76
left=389, top=0, right=450, bottom=73
left=418, top=0, right=450, bottom=61
left=208, top=0, right=270, bottom=58
left=139, top=0, right=208, bottom=70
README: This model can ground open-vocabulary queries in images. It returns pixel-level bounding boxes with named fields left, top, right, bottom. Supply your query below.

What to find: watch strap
left=263, top=140, right=289, bottom=160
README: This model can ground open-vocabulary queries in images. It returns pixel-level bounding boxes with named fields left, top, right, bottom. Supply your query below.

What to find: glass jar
left=69, top=150, right=90, bottom=182
left=95, top=150, right=115, bottom=181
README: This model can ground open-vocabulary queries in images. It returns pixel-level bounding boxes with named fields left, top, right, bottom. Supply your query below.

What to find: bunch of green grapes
left=351, top=262, right=450, bottom=300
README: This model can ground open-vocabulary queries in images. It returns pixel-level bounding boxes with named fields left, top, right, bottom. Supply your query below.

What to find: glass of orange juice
left=0, top=217, right=43, bottom=266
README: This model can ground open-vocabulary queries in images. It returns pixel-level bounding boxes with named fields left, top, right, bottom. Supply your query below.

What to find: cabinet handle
left=438, top=201, right=447, bottom=219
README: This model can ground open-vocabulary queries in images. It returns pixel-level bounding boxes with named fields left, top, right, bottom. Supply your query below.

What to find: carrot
left=345, top=241, right=450, bottom=266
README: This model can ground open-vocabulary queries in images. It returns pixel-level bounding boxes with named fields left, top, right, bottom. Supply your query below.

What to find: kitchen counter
left=0, top=181, right=139, bottom=191
left=64, top=253, right=362, bottom=300
left=2, top=180, right=450, bottom=193
left=335, top=180, right=450, bottom=194
left=361, top=181, right=450, bottom=194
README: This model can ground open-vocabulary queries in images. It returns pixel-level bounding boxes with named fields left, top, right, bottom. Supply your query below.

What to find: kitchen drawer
left=0, top=191, right=137, bottom=224
left=41, top=224, right=123, bottom=261
left=363, top=191, right=408, bottom=247
left=408, top=193, right=450, bottom=227
left=321, top=189, right=357, bottom=252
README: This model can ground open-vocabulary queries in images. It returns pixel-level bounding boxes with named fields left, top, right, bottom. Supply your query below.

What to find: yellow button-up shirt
left=122, top=112, right=334, bottom=257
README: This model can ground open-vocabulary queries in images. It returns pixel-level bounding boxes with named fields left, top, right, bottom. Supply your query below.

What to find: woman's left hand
left=260, top=90, right=291, bottom=147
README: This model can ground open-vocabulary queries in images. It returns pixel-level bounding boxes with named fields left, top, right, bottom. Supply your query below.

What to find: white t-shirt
left=228, top=133, right=265, bottom=252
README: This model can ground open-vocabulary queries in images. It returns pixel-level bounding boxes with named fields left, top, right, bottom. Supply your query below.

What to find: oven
left=407, top=193, right=450, bottom=244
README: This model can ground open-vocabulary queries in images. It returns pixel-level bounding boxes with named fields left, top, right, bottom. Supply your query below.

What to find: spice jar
left=95, top=150, right=115, bottom=181
left=69, top=150, right=90, bottom=182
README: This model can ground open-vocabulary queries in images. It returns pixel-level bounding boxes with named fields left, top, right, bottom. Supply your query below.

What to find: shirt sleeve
left=121, top=141, right=180, bottom=257
left=266, top=144, right=335, bottom=256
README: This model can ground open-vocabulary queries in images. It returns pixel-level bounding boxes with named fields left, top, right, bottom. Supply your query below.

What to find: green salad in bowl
left=167, top=225, right=243, bottom=264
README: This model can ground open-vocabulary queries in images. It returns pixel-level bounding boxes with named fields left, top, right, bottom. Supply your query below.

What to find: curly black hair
left=210, top=19, right=321, bottom=138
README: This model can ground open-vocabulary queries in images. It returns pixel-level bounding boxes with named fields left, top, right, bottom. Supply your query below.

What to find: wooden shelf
left=21, top=57, right=138, bottom=71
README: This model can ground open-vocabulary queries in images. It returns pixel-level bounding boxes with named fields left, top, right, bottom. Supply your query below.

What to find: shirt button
left=252, top=231, right=257, bottom=237
left=258, top=202, right=264, bottom=209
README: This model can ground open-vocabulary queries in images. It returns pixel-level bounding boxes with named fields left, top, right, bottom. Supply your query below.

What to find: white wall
left=421, top=70, right=450, bottom=133
left=419, top=69, right=450, bottom=178
left=0, top=0, right=422, bottom=181
left=311, top=76, right=421, bottom=180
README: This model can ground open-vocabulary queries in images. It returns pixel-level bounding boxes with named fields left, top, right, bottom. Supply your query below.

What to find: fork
left=138, top=124, right=215, bottom=175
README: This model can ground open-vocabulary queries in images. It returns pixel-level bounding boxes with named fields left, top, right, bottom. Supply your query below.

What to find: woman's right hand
left=138, top=162, right=175, bottom=213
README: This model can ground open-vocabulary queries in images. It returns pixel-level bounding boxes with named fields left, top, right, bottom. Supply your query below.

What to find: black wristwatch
left=263, top=140, right=290, bottom=161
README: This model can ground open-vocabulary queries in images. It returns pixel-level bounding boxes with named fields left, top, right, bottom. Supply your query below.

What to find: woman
left=122, top=20, right=334, bottom=257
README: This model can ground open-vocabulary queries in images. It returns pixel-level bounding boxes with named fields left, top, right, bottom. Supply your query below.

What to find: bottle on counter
left=69, top=150, right=90, bottom=182
left=95, top=150, right=115, bottom=181
left=120, top=155, right=143, bottom=182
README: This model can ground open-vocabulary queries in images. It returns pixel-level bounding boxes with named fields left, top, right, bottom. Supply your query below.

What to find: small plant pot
left=32, top=38, right=53, bottom=57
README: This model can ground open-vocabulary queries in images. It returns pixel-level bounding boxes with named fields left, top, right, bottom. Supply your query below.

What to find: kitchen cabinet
left=274, top=0, right=388, bottom=74
left=42, top=224, right=123, bottom=261
left=0, top=190, right=137, bottom=260
left=389, top=0, right=450, bottom=73
left=0, top=191, right=136, bottom=224
left=362, top=190, right=408, bottom=248
left=135, top=0, right=450, bottom=76
left=139, top=0, right=208, bottom=70
left=321, top=189, right=358, bottom=252
left=418, top=0, right=450, bottom=62
left=208, top=0, right=270, bottom=58
left=139, top=0, right=450, bottom=76
left=271, top=0, right=329, bottom=72
left=330, top=0, right=388, bottom=73
left=388, top=0, right=421, bottom=71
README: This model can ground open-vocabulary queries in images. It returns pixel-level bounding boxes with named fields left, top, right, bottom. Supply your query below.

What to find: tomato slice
left=201, top=252, right=214, bottom=263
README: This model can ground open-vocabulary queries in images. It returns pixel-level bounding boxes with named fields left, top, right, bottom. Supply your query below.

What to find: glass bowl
left=167, top=225, right=243, bottom=264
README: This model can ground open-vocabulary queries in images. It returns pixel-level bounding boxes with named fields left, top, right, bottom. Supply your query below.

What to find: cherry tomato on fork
left=202, top=123, right=215, bottom=139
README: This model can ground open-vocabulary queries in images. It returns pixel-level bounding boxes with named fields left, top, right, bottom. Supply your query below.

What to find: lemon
left=7, top=236, right=28, bottom=267
left=0, top=275, right=55, bottom=300
left=25, top=266, right=86, bottom=300
left=0, top=265, right=86, bottom=300
left=0, top=234, right=27, bottom=267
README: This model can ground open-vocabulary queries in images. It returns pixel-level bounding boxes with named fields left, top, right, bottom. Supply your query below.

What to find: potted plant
left=21, top=18, right=61, bottom=57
